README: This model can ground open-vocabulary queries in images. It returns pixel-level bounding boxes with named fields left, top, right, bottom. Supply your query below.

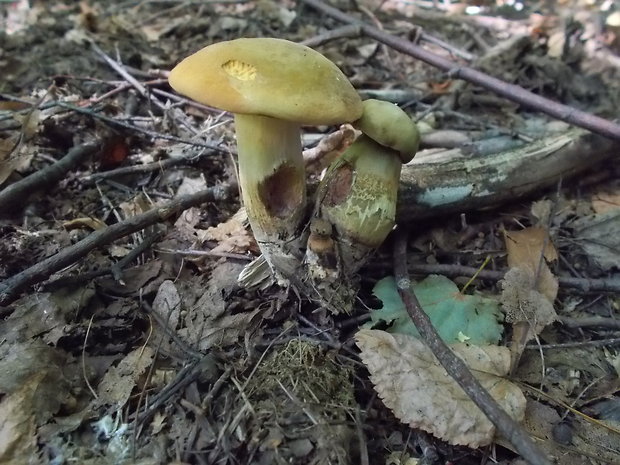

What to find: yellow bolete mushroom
left=169, top=38, right=362, bottom=273
left=315, top=99, right=419, bottom=273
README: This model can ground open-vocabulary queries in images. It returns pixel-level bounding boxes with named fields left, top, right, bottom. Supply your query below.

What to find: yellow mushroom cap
left=169, top=38, right=362, bottom=126
left=355, top=99, right=420, bottom=163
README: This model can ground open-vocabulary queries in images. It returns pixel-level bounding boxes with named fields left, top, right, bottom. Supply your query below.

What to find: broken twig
left=0, top=141, right=99, bottom=213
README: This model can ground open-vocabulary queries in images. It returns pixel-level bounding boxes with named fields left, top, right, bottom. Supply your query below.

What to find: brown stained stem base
left=0, top=184, right=234, bottom=310
left=300, top=0, right=620, bottom=142
left=392, top=230, right=551, bottom=465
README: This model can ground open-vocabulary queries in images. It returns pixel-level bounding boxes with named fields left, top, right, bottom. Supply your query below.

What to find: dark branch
left=0, top=141, right=98, bottom=213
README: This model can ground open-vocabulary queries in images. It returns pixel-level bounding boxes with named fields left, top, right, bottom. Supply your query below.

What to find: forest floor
left=1, top=0, right=620, bottom=464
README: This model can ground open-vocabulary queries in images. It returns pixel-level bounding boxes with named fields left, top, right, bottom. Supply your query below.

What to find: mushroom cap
left=354, top=99, right=419, bottom=163
left=169, top=38, right=362, bottom=125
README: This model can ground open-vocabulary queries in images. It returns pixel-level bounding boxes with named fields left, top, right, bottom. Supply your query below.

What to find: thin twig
left=354, top=408, right=369, bottom=465
left=56, top=102, right=229, bottom=154
left=525, top=337, right=620, bottom=350
left=392, top=229, right=551, bottom=465
left=0, top=141, right=99, bottom=213
left=81, top=150, right=213, bottom=182
left=559, top=316, right=620, bottom=330
left=0, top=184, right=234, bottom=309
left=91, top=41, right=163, bottom=108
left=141, top=301, right=204, bottom=359
left=159, top=247, right=253, bottom=261
left=395, top=262, right=620, bottom=293
left=42, top=230, right=163, bottom=290
left=132, top=354, right=218, bottom=426
left=300, top=24, right=362, bottom=47
left=300, top=0, right=620, bottom=142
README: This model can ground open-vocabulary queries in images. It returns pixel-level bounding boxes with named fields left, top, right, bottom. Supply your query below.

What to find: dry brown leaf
left=150, top=412, right=167, bottom=435
left=501, top=267, right=558, bottom=369
left=95, top=261, right=163, bottom=295
left=356, top=329, right=526, bottom=448
left=504, top=227, right=558, bottom=302
left=152, top=280, right=182, bottom=332
left=13, top=110, right=40, bottom=138
left=504, top=226, right=558, bottom=263
left=118, top=194, right=152, bottom=219
left=501, top=267, right=558, bottom=336
left=530, top=199, right=553, bottom=226
left=175, top=176, right=207, bottom=198
left=96, top=346, right=154, bottom=408
left=0, top=101, right=30, bottom=111
left=203, top=216, right=246, bottom=242
left=141, top=16, right=186, bottom=42
left=591, top=190, right=620, bottom=214
left=178, top=262, right=263, bottom=350
left=1, top=289, right=93, bottom=345
left=0, top=109, right=41, bottom=185
left=0, top=137, right=22, bottom=186
left=199, top=214, right=255, bottom=254
left=174, top=206, right=202, bottom=242
left=502, top=399, right=620, bottom=464
left=0, top=373, right=40, bottom=464
left=572, top=210, right=620, bottom=271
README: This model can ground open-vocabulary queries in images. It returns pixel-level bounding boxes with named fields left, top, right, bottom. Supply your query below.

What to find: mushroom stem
left=318, top=134, right=402, bottom=273
left=234, top=113, right=306, bottom=244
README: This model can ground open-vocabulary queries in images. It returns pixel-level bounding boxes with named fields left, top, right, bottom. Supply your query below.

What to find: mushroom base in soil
left=316, top=134, right=403, bottom=273
left=304, top=99, right=420, bottom=312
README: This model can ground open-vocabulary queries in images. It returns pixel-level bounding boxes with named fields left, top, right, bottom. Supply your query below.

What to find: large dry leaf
left=356, top=329, right=526, bottom=447
left=504, top=227, right=558, bottom=302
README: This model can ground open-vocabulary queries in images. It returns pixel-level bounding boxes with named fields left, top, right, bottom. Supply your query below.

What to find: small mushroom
left=169, top=38, right=362, bottom=276
left=315, top=99, right=419, bottom=273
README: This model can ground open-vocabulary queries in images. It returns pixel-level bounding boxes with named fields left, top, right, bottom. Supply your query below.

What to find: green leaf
left=368, top=275, right=503, bottom=345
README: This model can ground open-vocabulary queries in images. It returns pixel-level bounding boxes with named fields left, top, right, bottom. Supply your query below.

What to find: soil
left=1, top=1, right=619, bottom=464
